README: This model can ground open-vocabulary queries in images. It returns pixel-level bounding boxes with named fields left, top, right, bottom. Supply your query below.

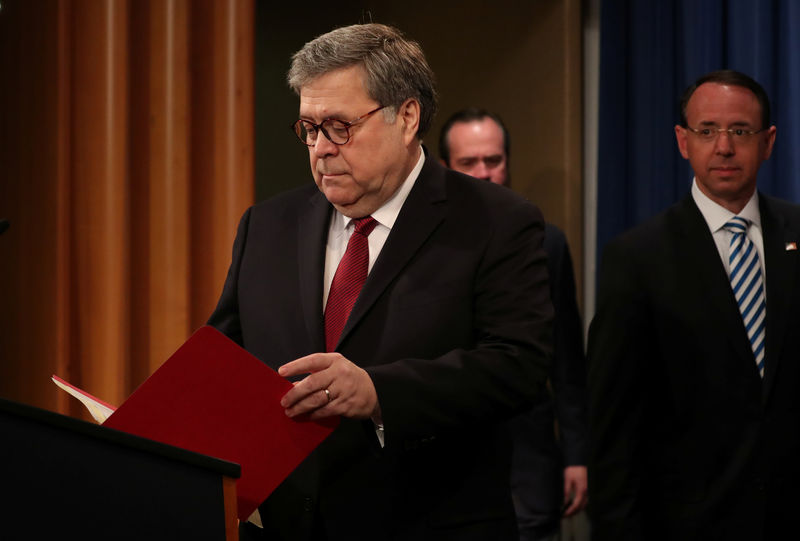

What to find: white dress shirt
left=691, top=178, right=767, bottom=298
left=320, top=147, right=425, bottom=447
left=322, top=148, right=425, bottom=309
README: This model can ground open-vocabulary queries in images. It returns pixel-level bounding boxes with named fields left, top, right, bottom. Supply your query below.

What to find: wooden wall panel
left=147, top=0, right=191, bottom=373
left=128, top=0, right=193, bottom=383
left=0, top=0, right=254, bottom=413
left=70, top=0, right=131, bottom=407
left=190, top=0, right=255, bottom=331
left=0, top=0, right=68, bottom=411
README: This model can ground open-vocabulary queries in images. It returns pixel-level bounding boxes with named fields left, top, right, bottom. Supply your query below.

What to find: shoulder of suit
left=605, top=195, right=693, bottom=253
left=436, top=165, right=542, bottom=217
left=248, top=183, right=322, bottom=214
left=545, top=223, right=567, bottom=244
left=760, top=191, right=800, bottom=223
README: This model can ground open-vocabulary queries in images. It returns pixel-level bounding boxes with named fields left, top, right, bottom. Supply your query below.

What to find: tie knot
left=724, top=216, right=750, bottom=235
left=352, top=216, right=378, bottom=237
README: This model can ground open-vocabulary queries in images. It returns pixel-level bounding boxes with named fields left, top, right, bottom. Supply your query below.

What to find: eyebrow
left=696, top=120, right=754, bottom=127
left=298, top=110, right=350, bottom=122
left=456, top=154, right=503, bottom=161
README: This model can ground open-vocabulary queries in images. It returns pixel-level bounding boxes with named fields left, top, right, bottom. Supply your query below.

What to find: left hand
left=562, top=465, right=588, bottom=517
left=278, top=352, right=379, bottom=421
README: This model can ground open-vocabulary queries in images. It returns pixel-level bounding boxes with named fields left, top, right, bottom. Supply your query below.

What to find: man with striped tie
left=588, top=70, right=800, bottom=540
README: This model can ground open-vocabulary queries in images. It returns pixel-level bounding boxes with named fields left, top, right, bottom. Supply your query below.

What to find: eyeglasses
left=685, top=126, right=765, bottom=143
left=291, top=106, right=386, bottom=146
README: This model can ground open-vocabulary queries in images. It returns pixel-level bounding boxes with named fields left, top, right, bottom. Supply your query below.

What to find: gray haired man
left=209, top=23, right=554, bottom=540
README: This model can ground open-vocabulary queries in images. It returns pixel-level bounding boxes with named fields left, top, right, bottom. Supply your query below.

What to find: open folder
left=53, top=325, right=338, bottom=520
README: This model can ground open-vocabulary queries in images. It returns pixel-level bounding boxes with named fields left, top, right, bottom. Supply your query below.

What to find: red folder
left=102, top=325, right=338, bottom=520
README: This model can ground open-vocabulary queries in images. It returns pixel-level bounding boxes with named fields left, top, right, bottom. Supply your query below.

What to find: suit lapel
left=674, top=196, right=758, bottom=372
left=298, top=190, right=332, bottom=352
left=334, top=155, right=448, bottom=350
left=760, top=194, right=798, bottom=402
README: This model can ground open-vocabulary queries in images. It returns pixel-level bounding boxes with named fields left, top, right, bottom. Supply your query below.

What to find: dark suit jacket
left=510, top=224, right=588, bottom=537
left=208, top=154, right=553, bottom=540
left=588, top=193, right=800, bottom=541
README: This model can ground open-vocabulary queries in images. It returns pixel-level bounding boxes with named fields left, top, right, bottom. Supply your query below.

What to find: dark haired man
left=440, top=108, right=589, bottom=541
left=209, top=24, right=553, bottom=540
left=588, top=69, right=800, bottom=540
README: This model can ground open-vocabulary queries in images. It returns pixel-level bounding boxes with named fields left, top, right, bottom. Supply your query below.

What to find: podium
left=0, top=397, right=241, bottom=540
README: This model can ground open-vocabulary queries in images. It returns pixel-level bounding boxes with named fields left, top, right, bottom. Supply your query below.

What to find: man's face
left=445, top=118, right=508, bottom=186
left=299, top=65, right=419, bottom=218
left=675, top=82, right=776, bottom=212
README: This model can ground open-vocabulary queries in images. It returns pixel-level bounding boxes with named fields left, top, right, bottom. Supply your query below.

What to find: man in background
left=588, top=70, right=800, bottom=539
left=440, top=108, right=589, bottom=541
left=209, top=26, right=554, bottom=540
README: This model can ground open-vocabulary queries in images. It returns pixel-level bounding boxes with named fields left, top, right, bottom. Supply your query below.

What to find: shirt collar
left=691, top=177, right=761, bottom=233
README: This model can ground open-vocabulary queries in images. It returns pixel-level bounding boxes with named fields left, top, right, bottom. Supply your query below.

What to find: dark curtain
left=597, top=0, right=800, bottom=259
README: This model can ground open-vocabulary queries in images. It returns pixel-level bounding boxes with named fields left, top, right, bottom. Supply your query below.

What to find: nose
left=714, top=130, right=735, bottom=155
left=312, top=131, right=339, bottom=158
left=472, top=162, right=490, bottom=181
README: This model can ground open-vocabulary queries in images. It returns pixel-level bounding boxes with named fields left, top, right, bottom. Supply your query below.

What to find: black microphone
left=0, top=219, right=9, bottom=235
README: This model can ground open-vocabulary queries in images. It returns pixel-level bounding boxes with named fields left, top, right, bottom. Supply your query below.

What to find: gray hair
left=287, top=23, right=438, bottom=139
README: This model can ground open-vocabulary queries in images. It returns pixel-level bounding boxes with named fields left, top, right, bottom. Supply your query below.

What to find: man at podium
left=208, top=22, right=553, bottom=541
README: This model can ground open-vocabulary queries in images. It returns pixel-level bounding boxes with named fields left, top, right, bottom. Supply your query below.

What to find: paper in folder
left=73, top=325, right=337, bottom=520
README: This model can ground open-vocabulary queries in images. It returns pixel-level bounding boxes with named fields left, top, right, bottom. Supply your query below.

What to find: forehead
left=685, top=82, right=762, bottom=126
left=298, top=65, right=375, bottom=120
left=448, top=118, right=505, bottom=154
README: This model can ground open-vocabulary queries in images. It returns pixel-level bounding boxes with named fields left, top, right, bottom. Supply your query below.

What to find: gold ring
left=324, top=388, right=331, bottom=402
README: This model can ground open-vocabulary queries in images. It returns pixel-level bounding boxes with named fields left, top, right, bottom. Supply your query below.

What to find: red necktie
left=324, top=216, right=378, bottom=352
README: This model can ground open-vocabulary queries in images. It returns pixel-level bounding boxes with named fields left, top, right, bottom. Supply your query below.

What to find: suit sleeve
left=367, top=195, right=554, bottom=444
left=545, top=227, right=588, bottom=467
left=206, top=207, right=252, bottom=346
left=587, top=237, right=650, bottom=540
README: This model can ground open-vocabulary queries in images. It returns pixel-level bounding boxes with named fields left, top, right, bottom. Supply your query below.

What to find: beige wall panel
left=420, top=0, right=584, bottom=299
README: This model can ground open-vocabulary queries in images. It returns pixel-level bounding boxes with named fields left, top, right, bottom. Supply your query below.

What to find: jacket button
left=303, top=497, right=314, bottom=512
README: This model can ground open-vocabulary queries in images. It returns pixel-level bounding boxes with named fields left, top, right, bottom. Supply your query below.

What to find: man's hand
left=279, top=352, right=379, bottom=420
left=562, top=465, right=589, bottom=517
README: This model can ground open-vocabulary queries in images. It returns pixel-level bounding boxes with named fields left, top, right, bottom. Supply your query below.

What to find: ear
left=761, top=125, right=777, bottom=161
left=675, top=125, right=689, bottom=159
left=397, top=98, right=421, bottom=145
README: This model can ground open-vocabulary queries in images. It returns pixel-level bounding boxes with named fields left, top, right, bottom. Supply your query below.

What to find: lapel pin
left=786, top=242, right=798, bottom=251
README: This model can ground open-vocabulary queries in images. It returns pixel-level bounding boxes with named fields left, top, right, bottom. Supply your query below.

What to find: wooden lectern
left=0, top=397, right=240, bottom=540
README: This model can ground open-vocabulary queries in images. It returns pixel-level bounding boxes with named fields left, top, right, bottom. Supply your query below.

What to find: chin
left=321, top=188, right=357, bottom=207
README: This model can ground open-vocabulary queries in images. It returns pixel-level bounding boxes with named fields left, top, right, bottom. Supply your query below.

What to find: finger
left=574, top=488, right=589, bottom=512
left=306, top=404, right=339, bottom=420
left=562, top=486, right=588, bottom=517
left=281, top=372, right=333, bottom=408
left=278, top=353, right=334, bottom=378
left=285, top=388, right=332, bottom=417
left=563, top=498, right=580, bottom=517
left=563, top=479, right=574, bottom=507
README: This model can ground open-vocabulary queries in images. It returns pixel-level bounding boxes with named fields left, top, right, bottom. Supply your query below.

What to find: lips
left=710, top=165, right=740, bottom=175
left=320, top=172, right=345, bottom=184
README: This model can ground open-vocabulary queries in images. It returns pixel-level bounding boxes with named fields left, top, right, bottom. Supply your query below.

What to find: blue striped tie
left=724, top=216, right=766, bottom=378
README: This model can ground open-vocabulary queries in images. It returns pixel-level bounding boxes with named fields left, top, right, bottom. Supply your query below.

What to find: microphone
left=0, top=219, right=9, bottom=235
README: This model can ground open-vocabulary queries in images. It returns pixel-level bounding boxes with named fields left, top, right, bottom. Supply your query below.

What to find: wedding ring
left=324, top=388, right=331, bottom=402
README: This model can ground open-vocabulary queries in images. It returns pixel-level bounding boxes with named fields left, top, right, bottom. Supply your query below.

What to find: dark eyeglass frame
left=685, top=125, right=765, bottom=142
left=291, top=105, right=386, bottom=146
